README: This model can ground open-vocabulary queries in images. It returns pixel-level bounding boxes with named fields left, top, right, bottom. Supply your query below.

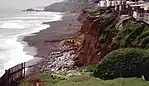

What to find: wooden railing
left=0, top=62, right=25, bottom=86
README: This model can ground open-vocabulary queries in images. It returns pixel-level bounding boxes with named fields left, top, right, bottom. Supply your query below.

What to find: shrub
left=141, top=36, right=149, bottom=48
left=99, top=18, right=115, bottom=34
left=84, top=64, right=98, bottom=72
left=137, top=31, right=149, bottom=40
left=110, top=22, right=149, bottom=49
left=93, top=48, right=149, bottom=80
left=145, top=44, right=149, bottom=49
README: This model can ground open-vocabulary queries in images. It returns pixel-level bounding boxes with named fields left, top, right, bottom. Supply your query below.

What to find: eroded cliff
left=62, top=6, right=149, bottom=67
left=61, top=7, right=118, bottom=66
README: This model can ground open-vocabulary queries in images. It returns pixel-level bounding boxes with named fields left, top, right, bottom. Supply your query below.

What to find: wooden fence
left=0, top=62, right=25, bottom=86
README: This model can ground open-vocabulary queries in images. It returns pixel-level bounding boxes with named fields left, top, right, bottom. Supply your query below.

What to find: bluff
left=62, top=6, right=149, bottom=67
left=62, top=7, right=118, bottom=66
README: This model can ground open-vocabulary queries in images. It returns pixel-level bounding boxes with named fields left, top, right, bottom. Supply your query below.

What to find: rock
left=24, top=8, right=35, bottom=11
left=36, top=43, right=77, bottom=73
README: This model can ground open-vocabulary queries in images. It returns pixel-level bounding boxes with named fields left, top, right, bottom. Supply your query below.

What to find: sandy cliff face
left=62, top=7, right=120, bottom=66
left=70, top=6, right=149, bottom=67
left=75, top=18, right=100, bottom=66
left=58, top=5, right=149, bottom=69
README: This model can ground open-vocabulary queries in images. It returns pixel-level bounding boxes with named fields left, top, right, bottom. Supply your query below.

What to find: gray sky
left=0, top=0, right=63, bottom=9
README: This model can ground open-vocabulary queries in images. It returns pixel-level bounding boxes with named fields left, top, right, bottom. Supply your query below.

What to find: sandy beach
left=23, top=13, right=81, bottom=76
left=23, top=13, right=81, bottom=58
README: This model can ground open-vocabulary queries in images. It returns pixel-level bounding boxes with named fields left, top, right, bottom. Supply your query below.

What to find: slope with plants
left=64, top=6, right=149, bottom=67
left=20, top=5, right=149, bottom=86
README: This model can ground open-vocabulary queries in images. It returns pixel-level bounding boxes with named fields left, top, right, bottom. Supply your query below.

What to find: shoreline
left=22, top=13, right=81, bottom=76
left=23, top=13, right=81, bottom=58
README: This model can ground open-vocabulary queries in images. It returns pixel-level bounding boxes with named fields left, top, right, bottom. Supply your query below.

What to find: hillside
left=20, top=3, right=149, bottom=86
left=62, top=6, right=149, bottom=66
left=44, top=1, right=87, bottom=13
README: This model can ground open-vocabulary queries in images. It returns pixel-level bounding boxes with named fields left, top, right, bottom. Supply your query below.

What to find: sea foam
left=1, top=22, right=26, bottom=29
left=0, top=12, right=63, bottom=76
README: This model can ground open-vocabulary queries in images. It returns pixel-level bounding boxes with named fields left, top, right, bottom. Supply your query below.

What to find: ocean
left=0, top=10, right=62, bottom=76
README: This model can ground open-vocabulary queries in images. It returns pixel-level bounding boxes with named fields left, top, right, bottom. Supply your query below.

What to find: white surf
left=0, top=11, right=63, bottom=76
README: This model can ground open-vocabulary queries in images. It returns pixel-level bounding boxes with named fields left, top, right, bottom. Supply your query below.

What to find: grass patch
left=42, top=75, right=149, bottom=86
left=20, top=70, right=149, bottom=86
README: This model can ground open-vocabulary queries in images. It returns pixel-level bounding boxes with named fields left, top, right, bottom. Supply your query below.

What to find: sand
left=23, top=13, right=81, bottom=58
left=23, top=13, right=81, bottom=76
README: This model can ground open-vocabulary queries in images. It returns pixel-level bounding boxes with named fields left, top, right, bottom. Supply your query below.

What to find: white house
left=98, top=0, right=124, bottom=7
left=98, top=0, right=107, bottom=7
left=133, top=11, right=138, bottom=19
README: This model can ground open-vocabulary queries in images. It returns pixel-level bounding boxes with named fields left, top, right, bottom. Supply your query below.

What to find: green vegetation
left=20, top=6, right=149, bottom=86
left=94, top=48, right=149, bottom=80
left=20, top=68, right=149, bottom=86
left=57, top=77, right=149, bottom=86
left=92, top=16, right=149, bottom=81
left=110, top=20, right=149, bottom=49
left=99, top=17, right=116, bottom=34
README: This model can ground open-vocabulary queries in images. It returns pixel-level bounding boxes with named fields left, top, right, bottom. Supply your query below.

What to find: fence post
left=24, top=62, right=26, bottom=78
left=0, top=62, right=26, bottom=86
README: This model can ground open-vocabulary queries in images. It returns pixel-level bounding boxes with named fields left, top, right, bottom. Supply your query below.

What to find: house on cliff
left=131, top=4, right=149, bottom=21
left=94, top=0, right=149, bottom=23
left=96, top=0, right=126, bottom=7
left=114, top=1, right=149, bottom=23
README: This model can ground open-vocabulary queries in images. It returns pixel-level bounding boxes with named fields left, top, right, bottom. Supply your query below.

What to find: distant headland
left=22, top=8, right=43, bottom=12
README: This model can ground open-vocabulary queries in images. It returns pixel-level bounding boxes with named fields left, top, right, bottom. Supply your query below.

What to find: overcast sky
left=0, top=0, right=63, bottom=9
